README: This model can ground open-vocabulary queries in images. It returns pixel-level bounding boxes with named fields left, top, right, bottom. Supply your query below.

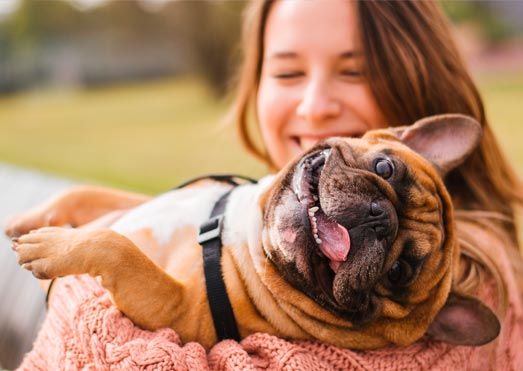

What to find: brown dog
left=8, top=114, right=500, bottom=350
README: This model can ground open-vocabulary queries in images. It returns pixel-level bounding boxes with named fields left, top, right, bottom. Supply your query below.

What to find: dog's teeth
left=309, top=207, right=322, bottom=245
left=313, top=195, right=318, bottom=201
left=308, top=206, right=319, bottom=218
left=311, top=218, right=318, bottom=232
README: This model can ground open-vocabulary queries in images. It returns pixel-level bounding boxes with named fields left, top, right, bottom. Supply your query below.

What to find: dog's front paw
left=13, top=227, right=94, bottom=279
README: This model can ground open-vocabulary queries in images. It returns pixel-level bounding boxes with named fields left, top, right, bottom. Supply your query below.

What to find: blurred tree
left=4, top=0, right=35, bottom=49
left=441, top=0, right=514, bottom=43
left=161, top=0, right=245, bottom=96
left=6, top=0, right=86, bottom=45
left=0, top=0, right=245, bottom=95
left=0, top=20, right=15, bottom=93
left=86, top=0, right=165, bottom=42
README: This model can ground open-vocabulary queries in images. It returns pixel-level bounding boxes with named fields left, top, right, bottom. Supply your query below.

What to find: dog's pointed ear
left=390, top=114, right=482, bottom=176
left=427, top=292, right=500, bottom=346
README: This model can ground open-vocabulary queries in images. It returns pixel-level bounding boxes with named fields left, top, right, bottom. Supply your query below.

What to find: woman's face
left=257, top=0, right=388, bottom=169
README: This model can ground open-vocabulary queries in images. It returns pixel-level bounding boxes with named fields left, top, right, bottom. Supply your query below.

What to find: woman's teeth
left=300, top=138, right=320, bottom=151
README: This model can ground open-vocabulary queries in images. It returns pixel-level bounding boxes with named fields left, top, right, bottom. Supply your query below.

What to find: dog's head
left=261, top=114, right=500, bottom=347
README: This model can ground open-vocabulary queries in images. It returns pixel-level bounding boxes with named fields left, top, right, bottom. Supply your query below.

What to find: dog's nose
left=369, top=199, right=398, bottom=242
left=370, top=201, right=385, bottom=216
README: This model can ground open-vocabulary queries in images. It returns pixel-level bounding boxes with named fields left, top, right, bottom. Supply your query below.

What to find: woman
left=6, top=1, right=523, bottom=369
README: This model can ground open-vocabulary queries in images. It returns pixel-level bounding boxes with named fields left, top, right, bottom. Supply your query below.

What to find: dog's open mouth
left=293, top=149, right=351, bottom=276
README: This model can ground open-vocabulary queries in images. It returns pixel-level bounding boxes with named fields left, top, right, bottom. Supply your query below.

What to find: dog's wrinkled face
left=263, top=132, right=451, bottom=326
left=261, top=115, right=500, bottom=347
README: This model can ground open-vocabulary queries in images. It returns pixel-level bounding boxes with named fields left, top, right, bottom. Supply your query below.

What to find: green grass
left=0, top=73, right=521, bottom=194
left=477, top=73, right=523, bottom=174
left=0, top=76, right=265, bottom=193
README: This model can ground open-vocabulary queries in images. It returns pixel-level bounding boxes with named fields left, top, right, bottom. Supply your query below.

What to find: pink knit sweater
left=16, top=217, right=523, bottom=371
left=16, top=266, right=522, bottom=371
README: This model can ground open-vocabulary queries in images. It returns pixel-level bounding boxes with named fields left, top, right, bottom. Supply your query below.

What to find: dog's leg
left=13, top=227, right=184, bottom=331
left=4, top=186, right=151, bottom=238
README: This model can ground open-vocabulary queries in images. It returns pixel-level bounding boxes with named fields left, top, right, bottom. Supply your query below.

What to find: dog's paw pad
left=26, top=260, right=55, bottom=280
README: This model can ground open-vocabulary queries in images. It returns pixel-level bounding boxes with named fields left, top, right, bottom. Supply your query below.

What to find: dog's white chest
left=110, top=183, right=232, bottom=246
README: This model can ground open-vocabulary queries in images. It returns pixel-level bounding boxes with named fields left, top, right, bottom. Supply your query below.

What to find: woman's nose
left=296, top=80, right=341, bottom=123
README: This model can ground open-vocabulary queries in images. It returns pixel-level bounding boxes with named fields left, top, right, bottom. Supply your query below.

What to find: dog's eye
left=388, top=260, right=412, bottom=286
left=374, top=159, right=394, bottom=179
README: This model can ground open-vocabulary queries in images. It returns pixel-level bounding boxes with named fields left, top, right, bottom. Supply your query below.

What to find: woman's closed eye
left=340, top=69, right=363, bottom=80
left=273, top=71, right=305, bottom=79
left=341, top=69, right=361, bottom=76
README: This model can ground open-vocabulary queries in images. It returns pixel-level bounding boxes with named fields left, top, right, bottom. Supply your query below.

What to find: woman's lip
left=293, top=133, right=350, bottom=139
left=291, top=134, right=352, bottom=151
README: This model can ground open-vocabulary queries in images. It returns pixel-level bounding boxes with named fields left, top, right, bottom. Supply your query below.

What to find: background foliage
left=0, top=0, right=521, bottom=193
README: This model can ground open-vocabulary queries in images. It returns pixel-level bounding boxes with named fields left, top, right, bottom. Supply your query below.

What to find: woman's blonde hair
left=229, top=0, right=523, bottom=301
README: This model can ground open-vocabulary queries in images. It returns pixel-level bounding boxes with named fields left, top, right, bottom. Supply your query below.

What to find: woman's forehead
left=263, top=0, right=360, bottom=57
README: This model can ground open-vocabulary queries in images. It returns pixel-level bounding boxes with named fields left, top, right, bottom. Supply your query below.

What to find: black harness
left=179, top=174, right=257, bottom=342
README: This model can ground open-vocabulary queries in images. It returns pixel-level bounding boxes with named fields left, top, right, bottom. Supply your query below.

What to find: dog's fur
left=8, top=114, right=500, bottom=350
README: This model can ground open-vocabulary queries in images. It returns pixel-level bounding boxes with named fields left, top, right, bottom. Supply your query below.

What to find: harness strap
left=174, top=174, right=258, bottom=190
left=198, top=189, right=240, bottom=342
left=196, top=174, right=257, bottom=342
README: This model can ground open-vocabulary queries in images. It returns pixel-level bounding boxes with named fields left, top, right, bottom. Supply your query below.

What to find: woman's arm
left=4, top=185, right=152, bottom=238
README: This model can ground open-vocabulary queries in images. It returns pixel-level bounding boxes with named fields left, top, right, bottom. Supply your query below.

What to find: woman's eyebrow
left=266, top=51, right=298, bottom=60
left=339, top=51, right=361, bottom=59
left=265, top=50, right=360, bottom=61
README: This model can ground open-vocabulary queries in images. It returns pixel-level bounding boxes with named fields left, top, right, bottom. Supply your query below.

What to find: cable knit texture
left=16, top=268, right=522, bottom=371
left=16, top=218, right=523, bottom=371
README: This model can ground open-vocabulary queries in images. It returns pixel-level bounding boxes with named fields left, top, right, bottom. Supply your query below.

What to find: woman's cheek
left=258, top=83, right=287, bottom=138
left=257, top=79, right=301, bottom=168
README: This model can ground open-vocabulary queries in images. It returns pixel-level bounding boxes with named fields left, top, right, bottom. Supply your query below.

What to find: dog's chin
left=267, top=147, right=381, bottom=323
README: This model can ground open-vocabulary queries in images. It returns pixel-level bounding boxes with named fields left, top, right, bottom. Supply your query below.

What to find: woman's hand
left=4, top=185, right=151, bottom=239
left=4, top=192, right=73, bottom=238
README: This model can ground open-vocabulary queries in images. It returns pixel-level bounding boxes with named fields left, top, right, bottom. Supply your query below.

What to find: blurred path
left=0, top=163, right=74, bottom=369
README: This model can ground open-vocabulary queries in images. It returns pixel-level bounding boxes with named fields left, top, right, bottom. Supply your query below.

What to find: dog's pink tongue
left=316, top=213, right=350, bottom=271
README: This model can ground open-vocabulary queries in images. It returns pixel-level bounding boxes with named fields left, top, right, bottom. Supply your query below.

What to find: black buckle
left=198, top=215, right=224, bottom=244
